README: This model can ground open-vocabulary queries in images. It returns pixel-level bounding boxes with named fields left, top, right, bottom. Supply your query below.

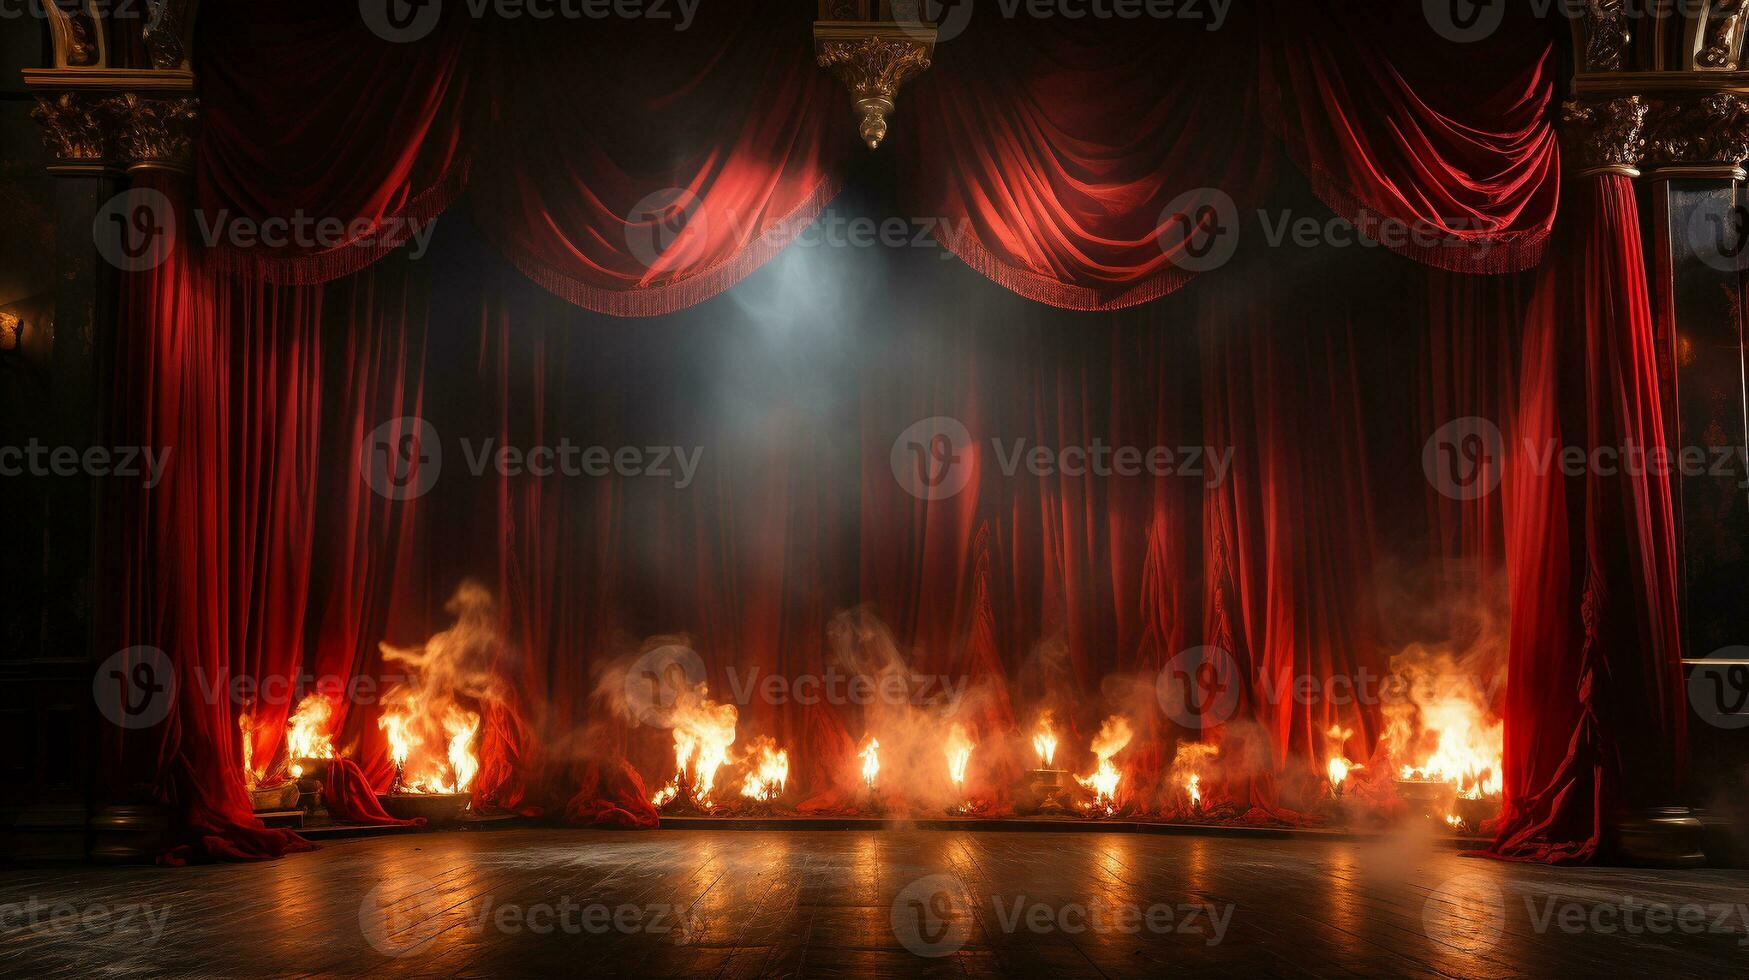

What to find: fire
left=740, top=738, right=789, bottom=802
left=1075, top=715, right=1132, bottom=813
left=379, top=694, right=481, bottom=795
left=945, top=724, right=974, bottom=790
left=1382, top=646, right=1505, bottom=802
left=1186, top=773, right=1201, bottom=808
left=655, top=689, right=738, bottom=808
left=1032, top=713, right=1058, bottom=767
left=239, top=713, right=264, bottom=789
left=285, top=695, right=337, bottom=762
left=1324, top=724, right=1359, bottom=795
left=859, top=737, right=880, bottom=790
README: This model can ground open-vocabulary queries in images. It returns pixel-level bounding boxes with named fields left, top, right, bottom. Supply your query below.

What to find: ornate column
left=16, top=2, right=197, bottom=862
left=1566, top=1, right=1749, bottom=864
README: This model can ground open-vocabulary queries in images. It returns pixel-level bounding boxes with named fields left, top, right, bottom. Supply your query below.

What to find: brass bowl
left=377, top=793, right=471, bottom=825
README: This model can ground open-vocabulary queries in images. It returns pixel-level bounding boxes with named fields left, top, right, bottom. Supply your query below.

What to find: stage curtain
left=466, top=2, right=849, bottom=315
left=896, top=8, right=1275, bottom=310
left=195, top=0, right=471, bottom=284
left=1260, top=2, right=1558, bottom=274
left=110, top=176, right=320, bottom=863
left=1493, top=175, right=1686, bottom=862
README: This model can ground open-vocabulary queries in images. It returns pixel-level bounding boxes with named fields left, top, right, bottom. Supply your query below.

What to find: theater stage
left=2, top=828, right=1745, bottom=978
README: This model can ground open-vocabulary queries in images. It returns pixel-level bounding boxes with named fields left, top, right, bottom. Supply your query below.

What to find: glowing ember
left=1075, top=715, right=1132, bottom=814
left=859, top=737, right=880, bottom=791
left=1445, top=813, right=1465, bottom=829
left=1032, top=713, right=1058, bottom=767
left=945, top=724, right=973, bottom=791
left=740, top=738, right=789, bottom=802
left=285, top=695, right=337, bottom=762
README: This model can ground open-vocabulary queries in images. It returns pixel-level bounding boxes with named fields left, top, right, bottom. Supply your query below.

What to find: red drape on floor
left=1494, top=175, right=1685, bottom=862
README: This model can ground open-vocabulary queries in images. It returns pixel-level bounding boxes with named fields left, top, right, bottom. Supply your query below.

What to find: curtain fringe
left=933, top=223, right=1201, bottom=312
left=492, top=175, right=845, bottom=318
left=203, top=159, right=474, bottom=287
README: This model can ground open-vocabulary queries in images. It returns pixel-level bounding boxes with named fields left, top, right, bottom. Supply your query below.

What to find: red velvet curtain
left=111, top=176, right=320, bottom=862
left=109, top=7, right=1688, bottom=867
left=468, top=3, right=850, bottom=315
left=1494, top=175, right=1685, bottom=862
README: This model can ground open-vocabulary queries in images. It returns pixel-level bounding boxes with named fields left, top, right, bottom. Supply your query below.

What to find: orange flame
left=1032, top=713, right=1058, bottom=767
left=859, top=737, right=880, bottom=790
left=739, top=737, right=789, bottom=802
left=1075, top=715, right=1132, bottom=812
left=1324, top=724, right=1359, bottom=794
left=945, top=724, right=974, bottom=790
left=1186, top=773, right=1201, bottom=809
left=286, top=695, right=337, bottom=762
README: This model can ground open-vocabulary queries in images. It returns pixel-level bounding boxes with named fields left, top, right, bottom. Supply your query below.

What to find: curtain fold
left=465, top=3, right=849, bottom=315
left=1493, top=175, right=1686, bottom=862
left=1260, top=1, right=1558, bottom=273
left=196, top=1, right=471, bottom=283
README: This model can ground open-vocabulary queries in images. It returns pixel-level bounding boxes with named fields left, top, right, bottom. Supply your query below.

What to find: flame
left=1445, top=813, right=1465, bottom=829
left=380, top=694, right=480, bottom=795
left=859, top=737, right=880, bottom=790
left=1075, top=715, right=1132, bottom=813
left=1032, top=713, right=1058, bottom=767
left=285, top=695, right=337, bottom=761
left=662, top=689, right=738, bottom=808
left=1324, top=724, right=1359, bottom=794
left=239, top=712, right=264, bottom=789
left=945, top=724, right=974, bottom=790
left=381, top=710, right=414, bottom=769
left=1077, top=758, right=1122, bottom=809
left=1382, top=645, right=1504, bottom=802
left=739, top=738, right=789, bottom=802
left=1186, top=773, right=1202, bottom=809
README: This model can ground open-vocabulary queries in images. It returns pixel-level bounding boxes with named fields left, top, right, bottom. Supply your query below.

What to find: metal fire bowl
left=377, top=793, right=471, bottom=824
left=1028, top=769, right=1069, bottom=788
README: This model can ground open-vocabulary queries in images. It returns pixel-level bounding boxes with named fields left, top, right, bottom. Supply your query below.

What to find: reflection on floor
left=2, top=827, right=1746, bottom=978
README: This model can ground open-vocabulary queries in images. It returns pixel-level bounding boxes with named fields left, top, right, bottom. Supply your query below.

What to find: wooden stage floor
left=2, top=826, right=1746, bottom=978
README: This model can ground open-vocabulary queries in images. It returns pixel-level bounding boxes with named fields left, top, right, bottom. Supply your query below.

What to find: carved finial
left=814, top=24, right=936, bottom=150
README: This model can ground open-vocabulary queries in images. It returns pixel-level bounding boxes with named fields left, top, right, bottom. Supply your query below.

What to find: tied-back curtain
left=1496, top=174, right=1685, bottom=862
